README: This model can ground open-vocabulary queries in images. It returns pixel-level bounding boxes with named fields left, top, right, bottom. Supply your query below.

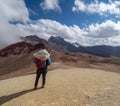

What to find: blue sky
left=25, top=0, right=86, bottom=27
left=25, top=0, right=119, bottom=28
left=0, top=0, right=120, bottom=46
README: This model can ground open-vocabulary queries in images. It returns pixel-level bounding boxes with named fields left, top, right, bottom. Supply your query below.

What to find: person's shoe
left=34, top=86, right=37, bottom=90
left=40, top=85, right=44, bottom=89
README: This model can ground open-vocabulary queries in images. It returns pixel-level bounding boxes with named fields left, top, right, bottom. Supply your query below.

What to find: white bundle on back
left=33, top=49, right=50, bottom=61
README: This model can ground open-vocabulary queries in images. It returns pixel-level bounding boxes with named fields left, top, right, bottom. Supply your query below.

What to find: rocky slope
left=0, top=41, right=120, bottom=80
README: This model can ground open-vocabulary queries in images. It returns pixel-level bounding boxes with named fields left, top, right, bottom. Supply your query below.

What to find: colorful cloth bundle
left=33, top=49, right=50, bottom=61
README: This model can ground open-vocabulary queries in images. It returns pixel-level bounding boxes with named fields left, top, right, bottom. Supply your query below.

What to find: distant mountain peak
left=72, top=42, right=80, bottom=48
left=20, top=35, right=39, bottom=40
left=48, top=36, right=78, bottom=52
left=49, top=36, right=64, bottom=42
left=20, top=35, right=47, bottom=44
left=0, top=42, right=45, bottom=57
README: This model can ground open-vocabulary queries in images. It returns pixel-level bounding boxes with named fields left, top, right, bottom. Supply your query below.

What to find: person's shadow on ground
left=0, top=88, right=35, bottom=105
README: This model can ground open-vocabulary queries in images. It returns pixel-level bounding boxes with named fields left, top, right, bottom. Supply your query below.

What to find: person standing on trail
left=33, top=47, right=51, bottom=90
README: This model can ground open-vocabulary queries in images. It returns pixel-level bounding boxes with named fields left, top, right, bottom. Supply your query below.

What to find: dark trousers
left=34, top=68, right=47, bottom=87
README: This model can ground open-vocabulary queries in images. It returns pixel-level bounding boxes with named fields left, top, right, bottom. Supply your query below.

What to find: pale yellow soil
left=0, top=65, right=120, bottom=106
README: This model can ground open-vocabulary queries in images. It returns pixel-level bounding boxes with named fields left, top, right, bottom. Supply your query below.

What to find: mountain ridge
left=0, top=38, right=120, bottom=80
left=1, top=35, right=120, bottom=58
left=47, top=36, right=120, bottom=57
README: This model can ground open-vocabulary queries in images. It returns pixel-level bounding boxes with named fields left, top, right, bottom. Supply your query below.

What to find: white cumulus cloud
left=0, top=0, right=29, bottom=47
left=72, top=0, right=120, bottom=17
left=0, top=0, right=120, bottom=48
left=86, top=20, right=120, bottom=38
left=40, top=0, right=61, bottom=12
left=0, top=0, right=29, bottom=22
left=12, top=19, right=120, bottom=46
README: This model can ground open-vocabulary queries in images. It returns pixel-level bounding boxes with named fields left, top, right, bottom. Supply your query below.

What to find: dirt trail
left=0, top=66, right=120, bottom=106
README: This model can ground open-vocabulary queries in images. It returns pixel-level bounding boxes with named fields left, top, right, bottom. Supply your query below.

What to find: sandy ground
left=0, top=65, right=120, bottom=106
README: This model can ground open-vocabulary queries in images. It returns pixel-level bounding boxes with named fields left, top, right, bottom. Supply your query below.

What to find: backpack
left=35, top=58, right=46, bottom=68
left=46, top=57, right=51, bottom=65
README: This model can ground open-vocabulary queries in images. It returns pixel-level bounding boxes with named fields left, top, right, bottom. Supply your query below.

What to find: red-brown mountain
left=0, top=38, right=120, bottom=80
